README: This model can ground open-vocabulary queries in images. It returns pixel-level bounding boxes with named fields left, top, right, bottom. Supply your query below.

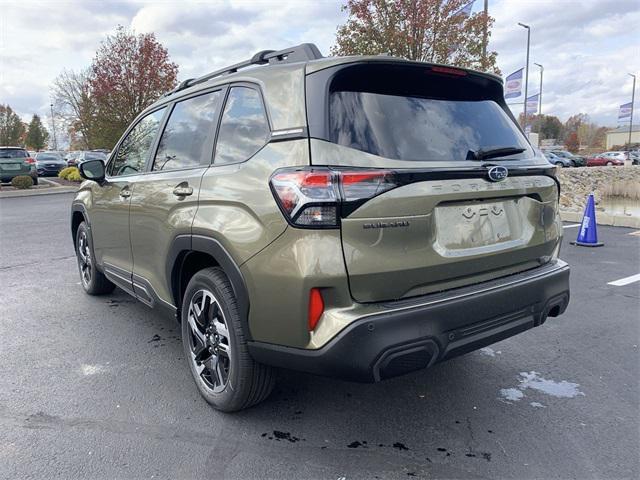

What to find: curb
left=560, top=210, right=640, bottom=229
left=0, top=185, right=78, bottom=198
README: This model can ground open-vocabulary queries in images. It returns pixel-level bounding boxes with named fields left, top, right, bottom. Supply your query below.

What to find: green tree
left=25, top=114, right=49, bottom=150
left=526, top=114, right=563, bottom=140
left=90, top=26, right=178, bottom=148
left=0, top=104, right=26, bottom=145
left=332, top=0, right=500, bottom=74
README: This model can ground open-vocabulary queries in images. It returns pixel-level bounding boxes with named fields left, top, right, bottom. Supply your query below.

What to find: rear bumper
left=248, top=260, right=570, bottom=382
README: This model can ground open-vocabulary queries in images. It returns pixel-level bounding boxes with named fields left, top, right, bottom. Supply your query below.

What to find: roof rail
left=165, top=43, right=323, bottom=97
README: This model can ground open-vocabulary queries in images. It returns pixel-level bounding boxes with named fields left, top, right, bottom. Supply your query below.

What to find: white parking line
left=563, top=224, right=581, bottom=229
left=607, top=273, right=640, bottom=287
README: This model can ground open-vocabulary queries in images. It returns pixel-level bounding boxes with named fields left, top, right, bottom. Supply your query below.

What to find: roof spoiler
left=165, top=43, right=323, bottom=97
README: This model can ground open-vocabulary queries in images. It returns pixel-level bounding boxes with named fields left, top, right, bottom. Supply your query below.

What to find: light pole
left=628, top=73, right=636, bottom=148
left=534, top=62, right=543, bottom=116
left=482, top=0, right=489, bottom=69
left=50, top=103, right=58, bottom=151
left=518, top=22, right=530, bottom=131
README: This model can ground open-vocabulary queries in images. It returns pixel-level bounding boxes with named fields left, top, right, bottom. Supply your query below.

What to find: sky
left=1, top=0, right=638, bottom=139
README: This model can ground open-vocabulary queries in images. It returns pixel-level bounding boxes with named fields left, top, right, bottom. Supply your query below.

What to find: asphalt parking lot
left=0, top=192, right=638, bottom=479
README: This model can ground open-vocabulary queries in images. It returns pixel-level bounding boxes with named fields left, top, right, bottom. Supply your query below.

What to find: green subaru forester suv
left=71, top=44, right=570, bottom=412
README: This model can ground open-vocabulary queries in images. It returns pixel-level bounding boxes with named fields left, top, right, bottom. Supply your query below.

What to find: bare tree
left=51, top=69, right=96, bottom=149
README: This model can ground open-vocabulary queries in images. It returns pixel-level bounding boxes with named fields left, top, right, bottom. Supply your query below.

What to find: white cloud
left=1, top=0, right=638, bottom=132
left=489, top=0, right=640, bottom=125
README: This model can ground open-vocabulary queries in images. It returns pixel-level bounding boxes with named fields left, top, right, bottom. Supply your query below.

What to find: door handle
left=119, top=188, right=131, bottom=198
left=173, top=185, right=193, bottom=197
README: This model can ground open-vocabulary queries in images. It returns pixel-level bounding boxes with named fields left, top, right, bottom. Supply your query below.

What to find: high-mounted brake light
left=430, top=66, right=468, bottom=77
left=270, top=168, right=397, bottom=228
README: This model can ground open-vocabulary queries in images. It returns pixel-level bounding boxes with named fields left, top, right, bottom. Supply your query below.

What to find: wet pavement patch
left=499, top=371, right=585, bottom=404
left=262, top=431, right=303, bottom=443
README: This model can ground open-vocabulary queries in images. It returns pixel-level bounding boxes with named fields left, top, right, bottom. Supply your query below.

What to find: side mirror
left=79, top=159, right=105, bottom=183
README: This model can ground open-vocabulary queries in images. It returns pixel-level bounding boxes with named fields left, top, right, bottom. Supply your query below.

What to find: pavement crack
left=0, top=255, right=75, bottom=271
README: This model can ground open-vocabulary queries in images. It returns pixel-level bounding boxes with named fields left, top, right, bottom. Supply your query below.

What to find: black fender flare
left=167, top=234, right=252, bottom=340
left=71, top=203, right=89, bottom=237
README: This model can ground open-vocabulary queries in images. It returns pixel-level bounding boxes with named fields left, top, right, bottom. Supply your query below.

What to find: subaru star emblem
left=487, top=166, right=508, bottom=182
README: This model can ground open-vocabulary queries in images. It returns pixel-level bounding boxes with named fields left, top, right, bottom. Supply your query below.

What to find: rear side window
left=319, top=64, right=533, bottom=162
left=215, top=87, right=269, bottom=165
left=153, top=90, right=223, bottom=171
left=109, top=108, right=165, bottom=177
left=0, top=149, right=27, bottom=158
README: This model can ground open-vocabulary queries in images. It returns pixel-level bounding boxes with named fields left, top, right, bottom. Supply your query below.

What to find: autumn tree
left=90, top=26, right=178, bottom=148
left=25, top=114, right=49, bottom=151
left=565, top=132, right=579, bottom=153
left=0, top=104, right=26, bottom=145
left=332, top=0, right=499, bottom=73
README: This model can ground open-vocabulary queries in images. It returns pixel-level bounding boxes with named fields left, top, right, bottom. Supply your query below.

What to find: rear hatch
left=0, top=148, right=32, bottom=177
left=305, top=61, right=561, bottom=302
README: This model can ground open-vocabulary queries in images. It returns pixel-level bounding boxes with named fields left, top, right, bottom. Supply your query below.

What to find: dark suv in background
left=71, top=44, right=570, bottom=412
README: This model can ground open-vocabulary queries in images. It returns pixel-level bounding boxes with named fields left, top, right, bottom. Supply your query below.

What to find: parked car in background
left=542, top=150, right=573, bottom=167
left=65, top=151, right=81, bottom=166
left=35, top=151, right=67, bottom=176
left=77, top=151, right=107, bottom=165
left=587, top=151, right=627, bottom=166
left=0, top=146, right=38, bottom=185
left=628, top=152, right=639, bottom=165
left=548, top=150, right=585, bottom=167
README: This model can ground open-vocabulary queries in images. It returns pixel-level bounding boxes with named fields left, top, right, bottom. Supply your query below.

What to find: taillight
left=24, top=157, right=35, bottom=164
left=270, top=167, right=397, bottom=228
left=308, top=288, right=324, bottom=331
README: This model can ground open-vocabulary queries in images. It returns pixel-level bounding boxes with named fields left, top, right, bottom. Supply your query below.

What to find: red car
left=586, top=151, right=627, bottom=166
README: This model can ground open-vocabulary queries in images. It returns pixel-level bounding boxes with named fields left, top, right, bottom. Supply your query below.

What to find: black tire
left=75, top=222, right=115, bottom=295
left=570, top=161, right=576, bottom=167
left=181, top=267, right=275, bottom=412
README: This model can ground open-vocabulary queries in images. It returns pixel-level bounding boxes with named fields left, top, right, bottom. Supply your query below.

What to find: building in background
left=606, top=125, right=640, bottom=149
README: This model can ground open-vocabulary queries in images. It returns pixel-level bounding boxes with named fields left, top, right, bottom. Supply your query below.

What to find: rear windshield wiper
left=467, top=146, right=526, bottom=161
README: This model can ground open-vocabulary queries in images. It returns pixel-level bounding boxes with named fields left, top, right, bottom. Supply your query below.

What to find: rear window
left=36, top=154, right=60, bottom=160
left=320, top=63, right=533, bottom=162
left=0, top=149, right=27, bottom=158
left=84, top=152, right=106, bottom=160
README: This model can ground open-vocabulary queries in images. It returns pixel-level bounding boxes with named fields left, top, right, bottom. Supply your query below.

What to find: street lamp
left=628, top=73, right=636, bottom=148
left=534, top=62, right=543, bottom=116
left=50, top=103, right=58, bottom=151
left=518, top=22, right=531, bottom=131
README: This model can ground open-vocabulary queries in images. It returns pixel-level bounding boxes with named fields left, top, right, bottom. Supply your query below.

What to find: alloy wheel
left=187, top=290, right=232, bottom=393
left=77, top=231, right=92, bottom=287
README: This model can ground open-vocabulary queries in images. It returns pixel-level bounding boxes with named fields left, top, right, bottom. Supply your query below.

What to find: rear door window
left=152, top=90, right=223, bottom=171
left=215, top=86, right=270, bottom=165
left=109, top=108, right=165, bottom=177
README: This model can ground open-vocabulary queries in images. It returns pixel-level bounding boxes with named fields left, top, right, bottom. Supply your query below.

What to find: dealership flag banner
left=618, top=102, right=632, bottom=119
left=505, top=68, right=524, bottom=99
left=454, top=0, right=475, bottom=17
left=526, top=94, right=539, bottom=114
